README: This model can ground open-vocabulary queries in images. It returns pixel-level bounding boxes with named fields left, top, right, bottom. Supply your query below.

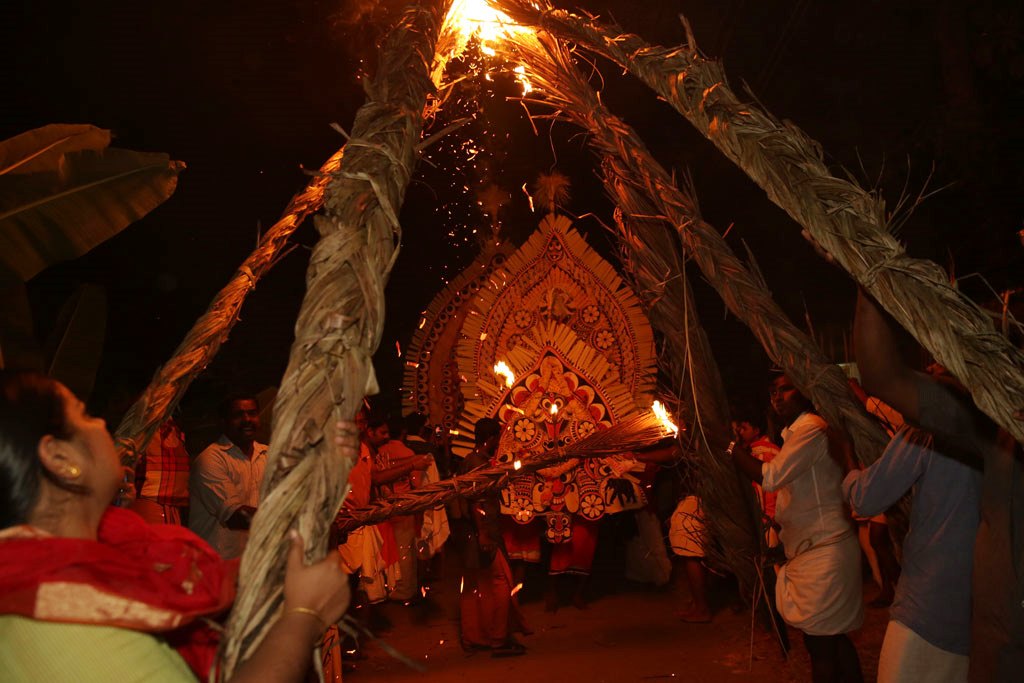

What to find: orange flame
left=493, top=360, right=515, bottom=388
left=442, top=0, right=535, bottom=95
left=652, top=400, right=679, bottom=436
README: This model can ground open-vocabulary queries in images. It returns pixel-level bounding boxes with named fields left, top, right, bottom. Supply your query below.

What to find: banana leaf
left=0, top=124, right=184, bottom=281
left=45, top=284, right=107, bottom=400
left=0, top=266, right=42, bottom=371
left=0, top=124, right=111, bottom=176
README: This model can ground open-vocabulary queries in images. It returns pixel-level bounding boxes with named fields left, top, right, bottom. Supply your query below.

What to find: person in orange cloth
left=455, top=417, right=529, bottom=657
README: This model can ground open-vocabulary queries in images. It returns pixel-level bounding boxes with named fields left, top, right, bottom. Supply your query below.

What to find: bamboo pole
left=336, top=411, right=672, bottom=533
left=112, top=147, right=344, bottom=473
left=500, top=0, right=1024, bottom=445
left=218, top=3, right=452, bottom=676
left=507, top=34, right=889, bottom=467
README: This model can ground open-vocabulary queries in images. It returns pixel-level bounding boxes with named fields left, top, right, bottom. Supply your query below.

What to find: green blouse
left=0, top=615, right=196, bottom=682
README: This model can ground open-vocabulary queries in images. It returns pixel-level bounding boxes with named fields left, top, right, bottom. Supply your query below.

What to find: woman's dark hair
left=0, top=370, right=74, bottom=527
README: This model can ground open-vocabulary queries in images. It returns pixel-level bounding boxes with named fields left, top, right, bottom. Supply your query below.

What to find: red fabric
left=549, top=517, right=599, bottom=575
left=460, top=550, right=527, bottom=648
left=500, top=517, right=541, bottom=563
left=750, top=435, right=781, bottom=519
left=135, top=419, right=190, bottom=508
left=0, top=507, right=236, bottom=679
left=376, top=521, right=400, bottom=566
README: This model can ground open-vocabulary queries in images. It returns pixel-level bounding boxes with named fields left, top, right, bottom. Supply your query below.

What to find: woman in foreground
left=0, top=370, right=354, bottom=682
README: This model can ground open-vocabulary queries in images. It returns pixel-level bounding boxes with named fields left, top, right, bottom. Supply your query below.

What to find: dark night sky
left=2, top=0, right=1022, bottom=420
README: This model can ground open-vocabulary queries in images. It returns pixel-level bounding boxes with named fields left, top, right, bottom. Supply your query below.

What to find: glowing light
left=550, top=403, right=559, bottom=415
left=449, top=429, right=461, bottom=436
left=652, top=400, right=680, bottom=436
left=493, top=360, right=515, bottom=388
left=442, top=0, right=536, bottom=96
left=522, top=182, right=535, bottom=212
left=513, top=459, right=522, bottom=470
left=513, top=65, right=533, bottom=95
left=444, top=0, right=531, bottom=53
left=395, top=341, right=402, bottom=357
left=460, top=576, right=465, bottom=594
left=511, top=582, right=524, bottom=596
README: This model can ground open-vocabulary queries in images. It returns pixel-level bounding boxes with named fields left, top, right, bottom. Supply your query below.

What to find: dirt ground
left=344, top=557, right=888, bottom=683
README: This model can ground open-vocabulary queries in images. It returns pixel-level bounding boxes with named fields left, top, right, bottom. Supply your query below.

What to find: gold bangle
left=286, top=607, right=328, bottom=633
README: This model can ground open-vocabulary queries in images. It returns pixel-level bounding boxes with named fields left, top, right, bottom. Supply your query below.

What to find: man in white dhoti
left=731, top=375, right=864, bottom=683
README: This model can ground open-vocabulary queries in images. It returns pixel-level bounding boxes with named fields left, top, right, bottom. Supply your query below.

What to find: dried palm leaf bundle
left=502, top=32, right=887, bottom=468
left=335, top=408, right=675, bottom=534
left=113, top=146, right=345, bottom=474
left=218, top=2, right=453, bottom=677
left=499, top=0, right=1024, bottom=445
left=610, top=203, right=765, bottom=582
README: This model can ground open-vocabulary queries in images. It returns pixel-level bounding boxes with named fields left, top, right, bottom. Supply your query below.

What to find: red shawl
left=0, top=507, right=236, bottom=678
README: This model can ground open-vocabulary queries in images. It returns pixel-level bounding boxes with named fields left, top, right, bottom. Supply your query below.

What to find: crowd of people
left=1, top=285, right=1022, bottom=683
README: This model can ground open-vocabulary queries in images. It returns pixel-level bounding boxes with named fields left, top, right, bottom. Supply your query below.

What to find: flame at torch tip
left=493, top=360, right=515, bottom=388
left=652, top=400, right=680, bottom=436
left=442, top=0, right=535, bottom=96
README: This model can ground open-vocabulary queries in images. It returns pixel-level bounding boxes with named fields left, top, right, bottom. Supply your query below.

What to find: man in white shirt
left=188, top=393, right=268, bottom=559
left=731, top=375, right=863, bottom=683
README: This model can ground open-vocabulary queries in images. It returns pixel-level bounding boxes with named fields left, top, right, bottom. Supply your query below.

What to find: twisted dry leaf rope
left=113, top=146, right=346, bottom=471
left=500, top=0, right=1024, bottom=444
left=335, top=412, right=671, bottom=533
left=505, top=31, right=887, bottom=469
left=218, top=4, right=451, bottom=677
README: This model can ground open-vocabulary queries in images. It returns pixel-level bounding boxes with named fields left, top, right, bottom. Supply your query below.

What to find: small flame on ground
left=494, top=360, right=515, bottom=388
left=652, top=400, right=680, bottom=436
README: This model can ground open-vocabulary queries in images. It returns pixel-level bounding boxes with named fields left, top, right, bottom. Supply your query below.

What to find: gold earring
left=65, top=465, right=81, bottom=479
